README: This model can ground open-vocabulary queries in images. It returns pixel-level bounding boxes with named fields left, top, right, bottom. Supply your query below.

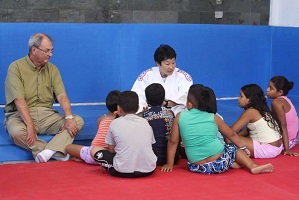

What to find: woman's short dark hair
left=154, top=44, right=176, bottom=65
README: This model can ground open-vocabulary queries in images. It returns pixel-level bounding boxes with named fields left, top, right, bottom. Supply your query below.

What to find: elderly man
left=4, top=33, right=84, bottom=162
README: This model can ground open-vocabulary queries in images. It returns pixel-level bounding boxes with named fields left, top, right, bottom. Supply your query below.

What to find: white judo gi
left=131, top=66, right=193, bottom=115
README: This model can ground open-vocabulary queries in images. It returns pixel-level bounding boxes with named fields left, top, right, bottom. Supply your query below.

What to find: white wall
left=269, top=0, right=299, bottom=27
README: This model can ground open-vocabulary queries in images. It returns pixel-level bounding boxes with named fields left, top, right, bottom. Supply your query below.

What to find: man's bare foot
left=231, top=162, right=241, bottom=169
left=251, top=163, right=274, bottom=174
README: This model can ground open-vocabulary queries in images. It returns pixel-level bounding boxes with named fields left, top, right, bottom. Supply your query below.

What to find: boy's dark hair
left=241, top=84, right=280, bottom=131
left=187, top=84, right=217, bottom=114
left=117, top=91, right=139, bottom=113
left=270, top=76, right=294, bottom=96
left=154, top=44, right=176, bottom=65
left=145, top=83, right=165, bottom=107
left=106, top=90, right=121, bottom=113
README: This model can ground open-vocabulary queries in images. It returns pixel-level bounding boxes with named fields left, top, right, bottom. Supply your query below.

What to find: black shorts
left=94, top=150, right=155, bottom=178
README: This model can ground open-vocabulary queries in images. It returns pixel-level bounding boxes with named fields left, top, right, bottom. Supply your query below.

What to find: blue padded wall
left=1, top=23, right=297, bottom=105
left=0, top=23, right=122, bottom=104
left=119, top=24, right=271, bottom=99
left=271, top=27, right=299, bottom=97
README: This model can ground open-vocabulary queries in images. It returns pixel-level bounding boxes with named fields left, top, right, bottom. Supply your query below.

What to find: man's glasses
left=34, top=46, right=54, bottom=54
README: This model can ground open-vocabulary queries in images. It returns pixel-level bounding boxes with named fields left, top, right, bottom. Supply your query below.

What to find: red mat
left=1, top=146, right=299, bottom=200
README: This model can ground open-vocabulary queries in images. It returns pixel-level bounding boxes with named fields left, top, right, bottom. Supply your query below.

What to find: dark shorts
left=187, top=143, right=237, bottom=174
left=94, top=150, right=155, bottom=178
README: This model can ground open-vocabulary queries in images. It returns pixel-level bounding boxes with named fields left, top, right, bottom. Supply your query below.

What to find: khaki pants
left=4, top=107, right=84, bottom=158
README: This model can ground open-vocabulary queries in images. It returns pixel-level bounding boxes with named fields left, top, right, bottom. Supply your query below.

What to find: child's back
left=231, top=84, right=283, bottom=158
left=107, top=114, right=157, bottom=172
left=91, top=115, right=114, bottom=147
left=161, top=84, right=274, bottom=175
left=277, top=96, right=298, bottom=140
left=142, top=106, right=174, bottom=165
left=179, top=109, right=224, bottom=163
left=267, top=76, right=299, bottom=155
left=141, top=83, right=180, bottom=165
left=93, top=91, right=157, bottom=178
left=66, top=90, right=120, bottom=164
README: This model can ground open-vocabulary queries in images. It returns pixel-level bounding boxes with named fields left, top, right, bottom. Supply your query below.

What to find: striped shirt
left=91, top=117, right=113, bottom=147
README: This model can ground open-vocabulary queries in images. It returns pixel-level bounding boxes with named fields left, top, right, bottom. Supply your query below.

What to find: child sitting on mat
left=66, top=90, right=120, bottom=164
left=139, top=83, right=179, bottom=166
left=228, top=84, right=283, bottom=158
left=266, top=76, right=298, bottom=156
left=161, top=84, right=274, bottom=175
left=91, top=91, right=157, bottom=178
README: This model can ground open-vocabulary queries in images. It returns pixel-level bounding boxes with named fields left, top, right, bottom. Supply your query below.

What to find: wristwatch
left=65, top=115, right=74, bottom=120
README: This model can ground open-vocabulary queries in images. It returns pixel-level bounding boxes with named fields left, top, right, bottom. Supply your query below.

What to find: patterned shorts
left=187, top=143, right=237, bottom=174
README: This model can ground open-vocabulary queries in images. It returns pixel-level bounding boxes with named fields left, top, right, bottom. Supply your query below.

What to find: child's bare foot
left=231, top=162, right=241, bottom=169
left=251, top=163, right=274, bottom=174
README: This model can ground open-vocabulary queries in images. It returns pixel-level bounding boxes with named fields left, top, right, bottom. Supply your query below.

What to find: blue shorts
left=187, top=143, right=237, bottom=174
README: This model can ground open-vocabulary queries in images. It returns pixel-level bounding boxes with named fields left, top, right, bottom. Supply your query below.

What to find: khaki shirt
left=4, top=55, right=65, bottom=113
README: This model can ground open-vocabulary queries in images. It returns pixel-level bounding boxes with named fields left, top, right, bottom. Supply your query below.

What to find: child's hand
left=284, top=150, right=299, bottom=156
left=239, top=147, right=250, bottom=157
left=244, top=148, right=251, bottom=157
left=161, top=164, right=173, bottom=172
left=180, top=141, right=185, bottom=148
left=142, top=106, right=149, bottom=111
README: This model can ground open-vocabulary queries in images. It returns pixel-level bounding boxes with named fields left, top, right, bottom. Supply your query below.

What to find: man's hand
left=161, top=164, right=174, bottom=172
left=26, top=125, right=37, bottom=146
left=63, top=119, right=79, bottom=137
left=56, top=92, right=78, bottom=137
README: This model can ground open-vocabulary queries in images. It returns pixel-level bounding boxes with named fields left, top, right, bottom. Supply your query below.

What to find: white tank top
left=248, top=117, right=281, bottom=143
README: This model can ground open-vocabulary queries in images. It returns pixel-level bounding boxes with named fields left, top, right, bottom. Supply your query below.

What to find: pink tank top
left=91, top=117, right=113, bottom=147
left=278, top=96, right=299, bottom=140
